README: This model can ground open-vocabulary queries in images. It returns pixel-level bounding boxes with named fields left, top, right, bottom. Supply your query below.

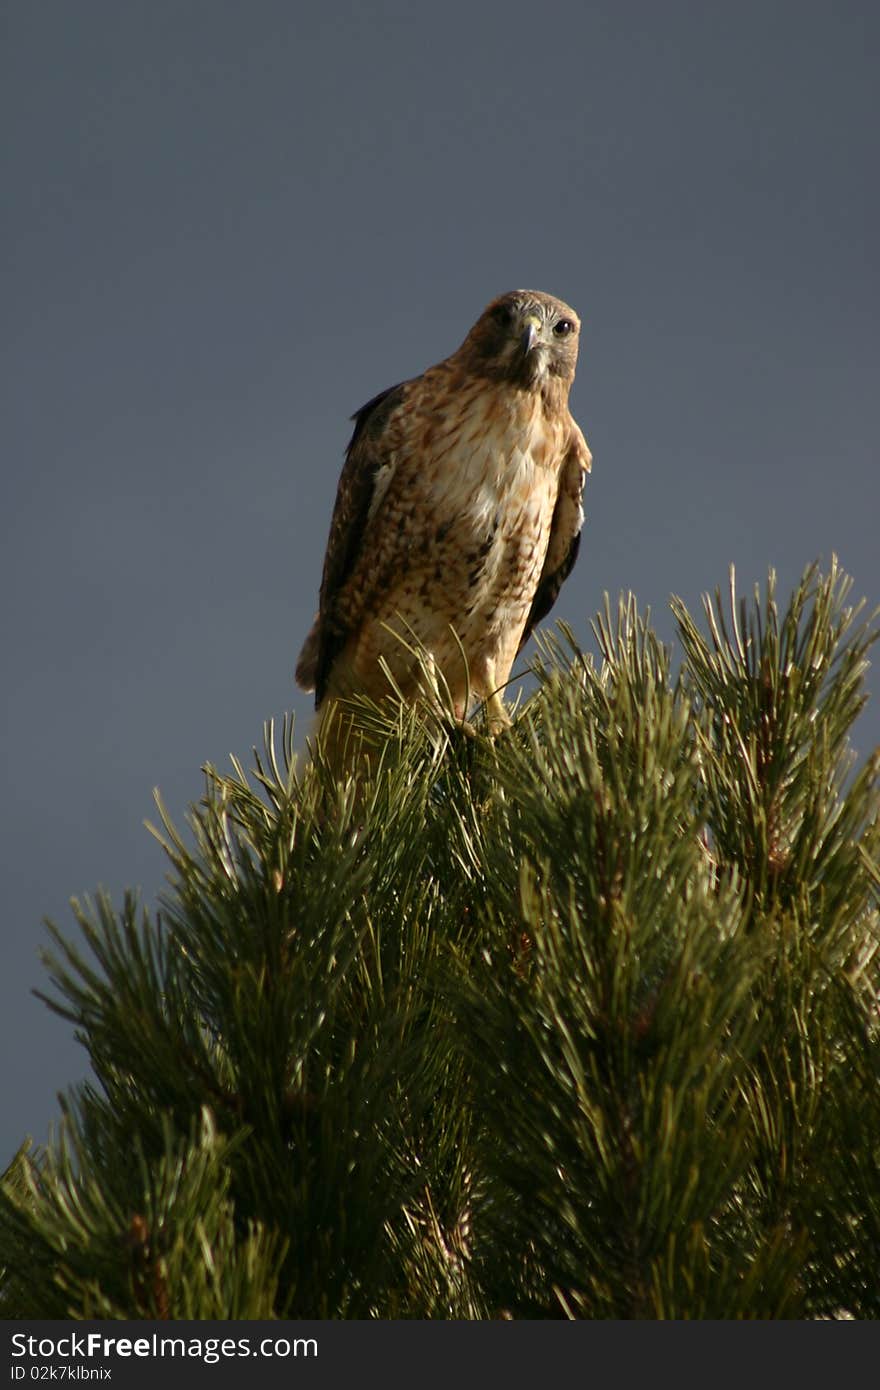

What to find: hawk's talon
left=485, top=692, right=512, bottom=738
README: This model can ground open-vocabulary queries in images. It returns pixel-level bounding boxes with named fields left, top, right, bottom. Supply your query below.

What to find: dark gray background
left=3, top=1, right=878, bottom=1167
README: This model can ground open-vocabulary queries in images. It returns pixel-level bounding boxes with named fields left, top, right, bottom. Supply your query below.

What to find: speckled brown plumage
left=296, top=289, right=592, bottom=757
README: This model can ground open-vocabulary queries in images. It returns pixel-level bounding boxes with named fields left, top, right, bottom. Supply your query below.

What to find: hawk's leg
left=410, top=649, right=478, bottom=738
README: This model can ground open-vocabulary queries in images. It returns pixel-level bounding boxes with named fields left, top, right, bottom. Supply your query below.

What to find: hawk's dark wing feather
left=517, top=429, right=590, bottom=655
left=518, top=532, right=582, bottom=653
left=310, top=382, right=408, bottom=704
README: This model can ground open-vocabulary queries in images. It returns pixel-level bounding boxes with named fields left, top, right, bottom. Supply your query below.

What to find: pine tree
left=2, top=559, right=879, bottom=1318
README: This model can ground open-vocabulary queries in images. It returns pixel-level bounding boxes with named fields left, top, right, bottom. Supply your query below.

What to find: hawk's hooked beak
left=521, top=313, right=542, bottom=355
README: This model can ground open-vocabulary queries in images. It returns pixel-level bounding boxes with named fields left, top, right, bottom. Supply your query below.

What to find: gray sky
left=2, top=1, right=878, bottom=1166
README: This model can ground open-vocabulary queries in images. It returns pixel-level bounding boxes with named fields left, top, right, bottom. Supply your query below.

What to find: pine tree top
left=3, top=560, right=879, bottom=1319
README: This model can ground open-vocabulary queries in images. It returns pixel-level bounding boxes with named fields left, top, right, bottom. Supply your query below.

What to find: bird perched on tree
left=296, top=288, right=592, bottom=768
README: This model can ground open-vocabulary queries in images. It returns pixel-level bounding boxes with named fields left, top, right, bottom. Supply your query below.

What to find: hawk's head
left=460, top=289, right=581, bottom=390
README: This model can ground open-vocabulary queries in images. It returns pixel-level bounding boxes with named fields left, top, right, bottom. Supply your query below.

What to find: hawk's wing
left=295, top=381, right=409, bottom=705
left=517, top=423, right=592, bottom=654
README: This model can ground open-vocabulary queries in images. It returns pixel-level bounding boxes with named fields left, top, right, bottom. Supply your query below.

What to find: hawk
left=296, top=288, right=592, bottom=764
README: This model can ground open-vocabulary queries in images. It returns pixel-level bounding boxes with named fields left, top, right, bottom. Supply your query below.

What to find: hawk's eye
left=553, top=319, right=575, bottom=337
left=491, top=303, right=514, bottom=328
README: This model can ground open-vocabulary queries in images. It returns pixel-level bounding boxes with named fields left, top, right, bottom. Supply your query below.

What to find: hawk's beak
left=521, top=314, right=542, bottom=354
